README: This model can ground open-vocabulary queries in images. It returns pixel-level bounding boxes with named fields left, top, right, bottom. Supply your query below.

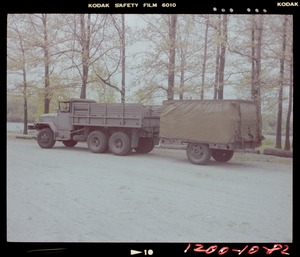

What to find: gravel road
left=7, top=134, right=292, bottom=243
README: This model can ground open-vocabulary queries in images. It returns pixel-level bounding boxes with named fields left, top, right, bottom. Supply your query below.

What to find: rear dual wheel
left=87, top=131, right=155, bottom=156
left=87, top=130, right=109, bottom=153
left=108, top=131, right=132, bottom=156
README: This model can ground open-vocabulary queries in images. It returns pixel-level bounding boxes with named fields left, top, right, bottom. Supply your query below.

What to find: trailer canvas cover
left=159, top=100, right=260, bottom=145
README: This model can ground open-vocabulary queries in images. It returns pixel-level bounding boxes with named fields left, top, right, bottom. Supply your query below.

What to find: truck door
left=56, top=101, right=73, bottom=131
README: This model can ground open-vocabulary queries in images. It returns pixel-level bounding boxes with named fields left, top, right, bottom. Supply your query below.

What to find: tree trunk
left=179, top=52, right=185, bottom=100
left=121, top=14, right=126, bottom=103
left=263, top=148, right=292, bottom=158
left=275, top=15, right=287, bottom=149
left=285, top=19, right=292, bottom=151
left=167, top=14, right=177, bottom=101
left=251, top=15, right=255, bottom=101
left=251, top=15, right=263, bottom=116
left=200, top=16, right=209, bottom=100
left=17, top=25, right=29, bottom=135
left=22, top=67, right=28, bottom=135
left=217, top=14, right=227, bottom=100
left=213, top=15, right=221, bottom=100
left=42, top=14, right=50, bottom=113
left=80, top=14, right=91, bottom=99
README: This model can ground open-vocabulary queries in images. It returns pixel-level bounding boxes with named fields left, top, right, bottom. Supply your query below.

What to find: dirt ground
left=7, top=134, right=292, bottom=242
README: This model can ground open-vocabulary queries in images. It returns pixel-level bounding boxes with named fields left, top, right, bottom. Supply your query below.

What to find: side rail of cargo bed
left=71, top=102, right=156, bottom=128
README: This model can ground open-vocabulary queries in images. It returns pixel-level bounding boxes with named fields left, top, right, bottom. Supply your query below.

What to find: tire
left=212, top=149, right=234, bottom=162
left=37, top=127, right=56, bottom=148
left=108, top=131, right=131, bottom=156
left=62, top=139, right=78, bottom=147
left=87, top=130, right=109, bottom=153
left=134, top=138, right=155, bottom=154
left=186, top=143, right=211, bottom=165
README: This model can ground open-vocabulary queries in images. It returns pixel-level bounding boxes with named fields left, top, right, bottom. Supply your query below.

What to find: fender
left=34, top=122, right=58, bottom=134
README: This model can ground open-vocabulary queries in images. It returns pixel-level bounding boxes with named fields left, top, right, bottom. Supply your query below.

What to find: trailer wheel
left=87, top=130, right=108, bottom=153
left=62, top=139, right=78, bottom=147
left=109, top=131, right=131, bottom=156
left=37, top=127, right=56, bottom=149
left=134, top=138, right=154, bottom=154
left=186, top=143, right=211, bottom=165
left=212, top=149, right=234, bottom=162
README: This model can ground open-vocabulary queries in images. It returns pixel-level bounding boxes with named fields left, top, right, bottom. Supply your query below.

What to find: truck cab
left=32, top=99, right=96, bottom=148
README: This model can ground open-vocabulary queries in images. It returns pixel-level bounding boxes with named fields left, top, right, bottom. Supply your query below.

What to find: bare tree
left=64, top=14, right=118, bottom=100
left=41, top=14, right=50, bottom=112
left=25, top=14, right=52, bottom=113
left=251, top=15, right=263, bottom=112
left=121, top=14, right=126, bottom=103
left=66, top=14, right=126, bottom=102
left=97, top=14, right=126, bottom=103
left=275, top=15, right=288, bottom=149
left=132, top=14, right=179, bottom=103
left=79, top=14, right=91, bottom=99
left=217, top=14, right=228, bottom=99
left=7, top=14, right=30, bottom=134
left=200, top=15, right=209, bottom=100
left=176, top=15, right=201, bottom=100
left=213, top=14, right=228, bottom=100
left=167, top=14, right=177, bottom=100
left=285, top=52, right=293, bottom=151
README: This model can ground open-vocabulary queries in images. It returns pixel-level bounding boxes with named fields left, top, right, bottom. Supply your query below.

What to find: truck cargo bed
left=71, top=102, right=161, bottom=128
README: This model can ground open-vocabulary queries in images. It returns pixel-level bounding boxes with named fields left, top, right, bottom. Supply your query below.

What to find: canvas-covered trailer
left=159, top=100, right=263, bottom=164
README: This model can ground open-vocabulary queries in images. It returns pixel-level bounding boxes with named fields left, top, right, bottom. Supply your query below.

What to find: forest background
left=6, top=14, right=293, bottom=150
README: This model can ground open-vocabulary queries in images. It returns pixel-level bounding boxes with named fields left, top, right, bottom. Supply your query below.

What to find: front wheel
left=186, top=143, right=211, bottom=165
left=212, top=149, right=234, bottom=162
left=37, top=128, right=56, bottom=148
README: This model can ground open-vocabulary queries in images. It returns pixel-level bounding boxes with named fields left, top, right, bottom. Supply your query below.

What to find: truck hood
left=39, top=113, right=57, bottom=122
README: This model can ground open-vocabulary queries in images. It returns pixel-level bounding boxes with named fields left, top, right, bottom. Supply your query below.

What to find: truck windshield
left=59, top=102, right=70, bottom=112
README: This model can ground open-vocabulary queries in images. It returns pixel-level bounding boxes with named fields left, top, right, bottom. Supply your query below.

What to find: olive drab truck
left=30, top=99, right=161, bottom=156
left=30, top=98, right=263, bottom=165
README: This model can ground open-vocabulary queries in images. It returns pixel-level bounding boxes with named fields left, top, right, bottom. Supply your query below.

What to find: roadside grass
left=234, top=135, right=293, bottom=166
left=7, top=131, right=36, bottom=140
left=258, top=137, right=275, bottom=152
left=233, top=151, right=292, bottom=166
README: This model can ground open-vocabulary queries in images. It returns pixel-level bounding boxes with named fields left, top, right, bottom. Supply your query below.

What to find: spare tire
left=212, top=149, right=234, bottom=162
left=134, top=138, right=154, bottom=153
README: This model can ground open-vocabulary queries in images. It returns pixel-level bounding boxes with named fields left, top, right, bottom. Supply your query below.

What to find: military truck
left=30, top=99, right=161, bottom=156
left=30, top=98, right=263, bottom=165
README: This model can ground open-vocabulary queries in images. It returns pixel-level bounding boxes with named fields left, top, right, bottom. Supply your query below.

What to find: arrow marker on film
left=131, top=250, right=143, bottom=255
